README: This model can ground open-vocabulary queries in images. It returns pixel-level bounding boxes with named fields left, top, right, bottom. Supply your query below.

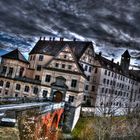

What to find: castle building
left=0, top=37, right=95, bottom=131
left=0, top=37, right=140, bottom=117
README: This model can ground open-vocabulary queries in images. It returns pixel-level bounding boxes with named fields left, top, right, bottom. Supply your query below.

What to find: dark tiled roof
left=1, top=49, right=29, bottom=64
left=129, top=70, right=140, bottom=82
left=122, top=50, right=131, bottom=57
left=95, top=53, right=123, bottom=73
left=95, top=53, right=140, bottom=81
left=29, top=40, right=93, bottom=60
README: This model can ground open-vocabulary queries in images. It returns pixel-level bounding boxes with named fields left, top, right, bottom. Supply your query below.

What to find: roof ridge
left=1, top=48, right=29, bottom=64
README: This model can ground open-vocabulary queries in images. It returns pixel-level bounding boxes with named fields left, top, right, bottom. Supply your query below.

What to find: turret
left=120, top=50, right=131, bottom=74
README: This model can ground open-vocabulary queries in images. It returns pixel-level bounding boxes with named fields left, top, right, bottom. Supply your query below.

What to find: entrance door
left=53, top=91, right=63, bottom=102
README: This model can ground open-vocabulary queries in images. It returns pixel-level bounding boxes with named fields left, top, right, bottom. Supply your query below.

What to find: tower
left=120, top=50, right=131, bottom=73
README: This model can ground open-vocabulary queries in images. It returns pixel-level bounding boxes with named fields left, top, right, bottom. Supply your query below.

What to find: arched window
left=16, top=84, right=21, bottom=90
left=24, top=86, right=29, bottom=92
left=6, top=82, right=10, bottom=88
left=0, top=80, right=4, bottom=87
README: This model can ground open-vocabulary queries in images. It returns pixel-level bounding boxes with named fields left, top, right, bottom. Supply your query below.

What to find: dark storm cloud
left=0, top=0, right=140, bottom=66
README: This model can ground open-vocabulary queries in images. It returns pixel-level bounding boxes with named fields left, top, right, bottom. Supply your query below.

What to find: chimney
left=53, top=37, right=55, bottom=41
left=99, top=51, right=102, bottom=56
left=43, top=37, right=45, bottom=40
left=60, top=37, right=64, bottom=41
left=73, top=38, right=76, bottom=41
left=111, top=58, right=114, bottom=63
left=39, top=37, right=42, bottom=40
left=49, top=37, right=52, bottom=41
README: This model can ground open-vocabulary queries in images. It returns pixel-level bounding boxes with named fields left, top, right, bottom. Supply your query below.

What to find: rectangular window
left=1, top=66, right=7, bottom=74
left=35, top=75, right=40, bottom=80
left=33, top=87, right=38, bottom=94
left=87, top=76, right=90, bottom=81
left=85, top=85, right=89, bottom=90
left=104, top=70, right=107, bottom=75
left=37, top=65, right=41, bottom=71
left=85, top=65, right=88, bottom=71
left=33, top=56, right=35, bottom=60
left=24, top=86, right=29, bottom=92
left=89, top=66, right=92, bottom=72
left=71, top=79, right=77, bottom=88
left=107, top=79, right=109, bottom=85
left=113, top=81, right=116, bottom=86
left=83, top=95, right=86, bottom=101
left=68, top=96, right=74, bottom=102
left=68, top=65, right=72, bottom=70
left=62, top=64, right=65, bottom=68
left=112, top=72, right=114, bottom=77
left=39, top=55, right=44, bottom=61
left=95, top=68, right=98, bottom=73
left=64, top=55, right=67, bottom=59
left=8, top=67, right=13, bottom=76
left=105, top=88, right=108, bottom=93
left=16, top=84, right=21, bottom=90
left=103, top=78, right=106, bottom=84
left=30, top=56, right=32, bottom=60
left=92, top=86, right=95, bottom=91
left=43, top=90, right=48, bottom=98
left=55, top=63, right=59, bottom=68
left=102, top=88, right=104, bottom=93
left=45, top=75, right=51, bottom=82
left=108, top=71, right=110, bottom=76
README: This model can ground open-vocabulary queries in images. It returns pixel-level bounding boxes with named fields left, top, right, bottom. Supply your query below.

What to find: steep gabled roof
left=1, top=49, right=29, bottom=64
left=95, top=53, right=123, bottom=73
left=122, top=50, right=131, bottom=58
left=44, top=44, right=87, bottom=79
left=29, top=40, right=94, bottom=60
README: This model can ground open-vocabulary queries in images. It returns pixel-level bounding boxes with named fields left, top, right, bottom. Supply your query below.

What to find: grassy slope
left=72, top=117, right=95, bottom=140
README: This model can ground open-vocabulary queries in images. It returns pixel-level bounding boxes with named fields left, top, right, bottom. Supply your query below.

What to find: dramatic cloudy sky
left=0, top=0, right=140, bottom=68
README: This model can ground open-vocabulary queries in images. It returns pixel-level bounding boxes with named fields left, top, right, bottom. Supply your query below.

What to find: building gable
left=79, top=46, right=94, bottom=65
left=45, top=45, right=85, bottom=75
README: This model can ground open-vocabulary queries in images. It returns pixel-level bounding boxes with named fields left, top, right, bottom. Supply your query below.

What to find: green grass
left=72, top=117, right=95, bottom=139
